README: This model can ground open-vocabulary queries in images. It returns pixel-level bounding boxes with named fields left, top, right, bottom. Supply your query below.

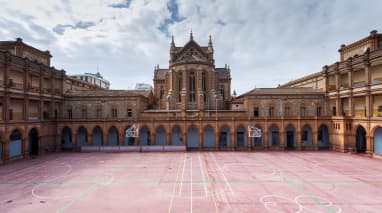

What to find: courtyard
left=0, top=151, right=382, bottom=212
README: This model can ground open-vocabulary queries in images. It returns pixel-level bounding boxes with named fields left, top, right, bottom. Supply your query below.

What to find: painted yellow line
left=167, top=153, right=185, bottom=213
left=201, top=153, right=219, bottom=213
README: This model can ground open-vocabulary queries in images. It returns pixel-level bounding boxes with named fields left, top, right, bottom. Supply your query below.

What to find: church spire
left=171, top=35, right=175, bottom=47
left=208, top=35, right=213, bottom=52
left=190, top=29, right=193, bottom=40
left=170, top=35, right=176, bottom=53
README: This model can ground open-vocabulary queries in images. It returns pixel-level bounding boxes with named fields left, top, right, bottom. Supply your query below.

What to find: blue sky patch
left=109, top=0, right=132, bottom=9
left=53, top=21, right=96, bottom=35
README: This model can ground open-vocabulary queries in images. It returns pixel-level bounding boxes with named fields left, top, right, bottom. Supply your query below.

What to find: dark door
left=237, top=132, right=244, bottom=147
left=287, top=131, right=294, bottom=148
left=29, top=129, right=39, bottom=155
left=220, top=132, right=227, bottom=147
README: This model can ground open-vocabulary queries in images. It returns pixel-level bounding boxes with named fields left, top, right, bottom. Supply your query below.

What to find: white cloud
left=0, top=0, right=381, bottom=94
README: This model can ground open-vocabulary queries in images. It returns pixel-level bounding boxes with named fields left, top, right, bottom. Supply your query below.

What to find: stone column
left=366, top=134, right=373, bottom=156
left=263, top=128, right=268, bottom=150
left=215, top=131, right=220, bottom=151
left=72, top=134, right=77, bottom=152
left=279, top=131, right=285, bottom=150
left=296, top=131, right=302, bottom=150
left=150, top=133, right=155, bottom=145
left=366, top=94, right=372, bottom=117
left=22, top=136, right=28, bottom=158
left=182, top=132, right=187, bottom=147
left=231, top=128, right=235, bottom=151
left=167, top=132, right=171, bottom=145
left=118, top=133, right=124, bottom=146
left=87, top=134, right=93, bottom=145
left=102, top=133, right=108, bottom=146
left=56, top=134, right=61, bottom=152
left=247, top=134, right=252, bottom=151
left=348, top=68, right=353, bottom=116
left=312, top=131, right=318, bottom=151
left=336, top=95, right=342, bottom=116
left=3, top=138, right=9, bottom=161
left=134, top=136, right=140, bottom=146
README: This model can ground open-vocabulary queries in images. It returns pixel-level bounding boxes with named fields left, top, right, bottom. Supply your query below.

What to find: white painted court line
left=198, top=152, right=208, bottom=197
left=179, top=153, right=187, bottom=196
left=211, top=153, right=234, bottom=195
left=190, top=156, right=193, bottom=213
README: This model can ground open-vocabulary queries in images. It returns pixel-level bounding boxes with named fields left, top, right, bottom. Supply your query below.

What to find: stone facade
left=1, top=31, right=382, bottom=164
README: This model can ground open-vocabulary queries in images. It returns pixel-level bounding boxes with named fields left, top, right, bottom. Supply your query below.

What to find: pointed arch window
left=178, top=72, right=182, bottom=102
left=189, top=72, right=196, bottom=102
left=159, top=86, right=164, bottom=100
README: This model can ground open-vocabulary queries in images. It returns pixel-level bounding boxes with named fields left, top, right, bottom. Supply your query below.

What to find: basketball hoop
left=125, top=124, right=139, bottom=138
left=248, top=126, right=262, bottom=138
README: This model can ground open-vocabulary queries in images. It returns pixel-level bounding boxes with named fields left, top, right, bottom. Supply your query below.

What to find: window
left=316, top=106, right=322, bottom=116
left=178, top=73, right=182, bottom=102
left=112, top=108, right=118, bottom=118
left=332, top=106, right=336, bottom=116
left=269, top=106, right=274, bottom=117
left=67, top=109, right=72, bottom=119
left=159, top=86, right=164, bottom=100
left=127, top=109, right=133, bottom=117
left=300, top=106, right=306, bottom=116
left=254, top=107, right=259, bottom=117
left=285, top=106, right=290, bottom=116
left=220, top=85, right=225, bottom=100
left=202, top=72, right=206, bottom=91
left=54, top=110, right=57, bottom=119
left=189, top=72, right=196, bottom=102
left=378, top=105, right=382, bottom=112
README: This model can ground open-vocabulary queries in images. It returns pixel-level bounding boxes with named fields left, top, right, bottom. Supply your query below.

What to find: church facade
left=1, top=31, right=382, bottom=164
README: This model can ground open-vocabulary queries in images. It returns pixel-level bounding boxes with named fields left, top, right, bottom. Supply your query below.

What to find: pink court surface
left=1, top=151, right=382, bottom=213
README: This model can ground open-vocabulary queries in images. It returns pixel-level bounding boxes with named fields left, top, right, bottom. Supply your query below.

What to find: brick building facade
left=1, top=31, right=382, bottom=164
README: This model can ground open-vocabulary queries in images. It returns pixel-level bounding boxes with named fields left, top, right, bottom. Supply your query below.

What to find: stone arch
left=355, top=125, right=367, bottom=153
left=92, top=126, right=102, bottom=146
left=373, top=126, right=382, bottom=155
left=285, top=124, right=296, bottom=149
left=28, top=128, right=39, bottom=155
left=187, top=125, right=199, bottom=149
left=236, top=125, right=247, bottom=148
left=108, top=126, right=119, bottom=145
left=61, top=126, right=72, bottom=151
left=155, top=126, right=167, bottom=145
left=301, top=124, right=313, bottom=148
left=9, top=129, right=23, bottom=158
left=268, top=124, right=279, bottom=147
left=171, top=125, right=183, bottom=145
left=76, top=126, right=88, bottom=147
left=203, top=125, right=215, bottom=148
left=318, top=124, right=330, bottom=149
left=219, top=125, right=231, bottom=148
left=139, top=125, right=151, bottom=145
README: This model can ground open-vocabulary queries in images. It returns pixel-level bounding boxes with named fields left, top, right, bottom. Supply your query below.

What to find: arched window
left=189, top=72, right=196, bottom=102
left=159, top=86, right=164, bottom=100
left=220, top=85, right=225, bottom=100
left=202, top=72, right=207, bottom=102
left=178, top=73, right=182, bottom=102
left=202, top=72, right=206, bottom=91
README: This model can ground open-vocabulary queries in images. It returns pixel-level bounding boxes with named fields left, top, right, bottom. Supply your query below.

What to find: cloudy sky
left=0, top=0, right=381, bottom=94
